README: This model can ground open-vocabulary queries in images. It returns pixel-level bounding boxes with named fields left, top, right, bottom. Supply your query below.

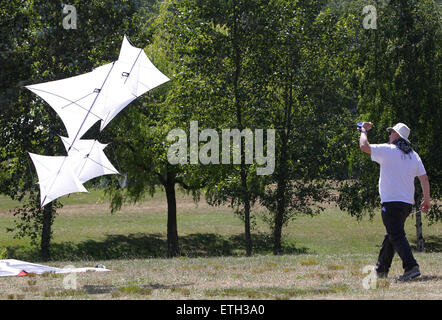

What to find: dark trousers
left=376, top=201, right=418, bottom=273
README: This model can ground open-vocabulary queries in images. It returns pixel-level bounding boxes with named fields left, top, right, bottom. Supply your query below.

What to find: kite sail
left=28, top=153, right=88, bottom=207
left=60, top=136, right=119, bottom=184
left=27, top=35, right=169, bottom=207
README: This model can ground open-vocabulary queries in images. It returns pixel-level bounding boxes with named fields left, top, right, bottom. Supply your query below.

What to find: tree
left=249, top=0, right=358, bottom=254
left=165, top=0, right=274, bottom=256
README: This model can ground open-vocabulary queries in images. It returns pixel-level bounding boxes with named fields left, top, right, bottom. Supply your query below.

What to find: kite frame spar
left=26, top=35, right=169, bottom=207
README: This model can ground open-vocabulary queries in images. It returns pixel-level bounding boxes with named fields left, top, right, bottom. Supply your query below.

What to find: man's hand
left=418, top=174, right=431, bottom=212
left=362, top=122, right=373, bottom=131
left=420, top=198, right=431, bottom=212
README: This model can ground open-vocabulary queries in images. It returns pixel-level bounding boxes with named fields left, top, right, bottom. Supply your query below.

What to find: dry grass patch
left=204, top=283, right=350, bottom=299
left=299, top=258, right=320, bottom=266
left=0, top=253, right=440, bottom=299
left=307, top=272, right=334, bottom=280
left=119, top=285, right=153, bottom=296
left=327, top=264, right=345, bottom=270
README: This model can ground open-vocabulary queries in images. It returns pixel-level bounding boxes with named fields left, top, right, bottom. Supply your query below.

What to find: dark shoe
left=375, top=266, right=388, bottom=279
left=397, top=266, right=420, bottom=282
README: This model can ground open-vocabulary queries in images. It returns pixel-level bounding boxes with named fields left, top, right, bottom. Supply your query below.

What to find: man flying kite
left=359, top=122, right=431, bottom=281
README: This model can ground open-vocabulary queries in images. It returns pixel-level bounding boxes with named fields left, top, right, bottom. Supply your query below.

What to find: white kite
left=28, top=153, right=88, bottom=207
left=27, top=35, right=169, bottom=206
left=60, top=136, right=119, bottom=184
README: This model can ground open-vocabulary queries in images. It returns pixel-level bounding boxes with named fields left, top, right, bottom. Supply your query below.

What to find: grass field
left=0, top=189, right=440, bottom=300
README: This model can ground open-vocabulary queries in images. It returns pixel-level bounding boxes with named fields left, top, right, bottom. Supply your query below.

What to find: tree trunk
left=273, top=53, right=294, bottom=255
left=240, top=166, right=252, bottom=256
left=415, top=209, right=425, bottom=252
left=41, top=202, right=53, bottom=261
left=232, top=3, right=252, bottom=257
left=413, top=139, right=425, bottom=252
left=273, top=208, right=284, bottom=255
left=273, top=134, right=289, bottom=255
left=164, top=177, right=179, bottom=257
left=400, top=0, right=425, bottom=253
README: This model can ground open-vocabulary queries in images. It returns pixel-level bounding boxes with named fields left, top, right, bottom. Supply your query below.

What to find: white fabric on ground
left=0, top=259, right=109, bottom=277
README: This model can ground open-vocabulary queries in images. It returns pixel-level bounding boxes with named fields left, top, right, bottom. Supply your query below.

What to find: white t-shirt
left=370, top=143, right=426, bottom=204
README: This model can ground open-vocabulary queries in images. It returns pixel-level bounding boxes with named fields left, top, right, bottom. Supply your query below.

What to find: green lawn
left=0, top=189, right=440, bottom=260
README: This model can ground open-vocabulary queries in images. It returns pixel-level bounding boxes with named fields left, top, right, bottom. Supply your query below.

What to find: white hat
left=387, top=123, right=410, bottom=144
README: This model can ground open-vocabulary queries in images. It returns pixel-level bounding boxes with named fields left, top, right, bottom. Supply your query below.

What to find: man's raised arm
left=359, top=122, right=373, bottom=154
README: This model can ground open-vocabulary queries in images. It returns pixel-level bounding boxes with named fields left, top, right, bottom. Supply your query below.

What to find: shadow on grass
left=5, top=232, right=309, bottom=262
left=411, top=235, right=442, bottom=253
left=82, top=282, right=194, bottom=295
left=410, top=275, right=442, bottom=282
